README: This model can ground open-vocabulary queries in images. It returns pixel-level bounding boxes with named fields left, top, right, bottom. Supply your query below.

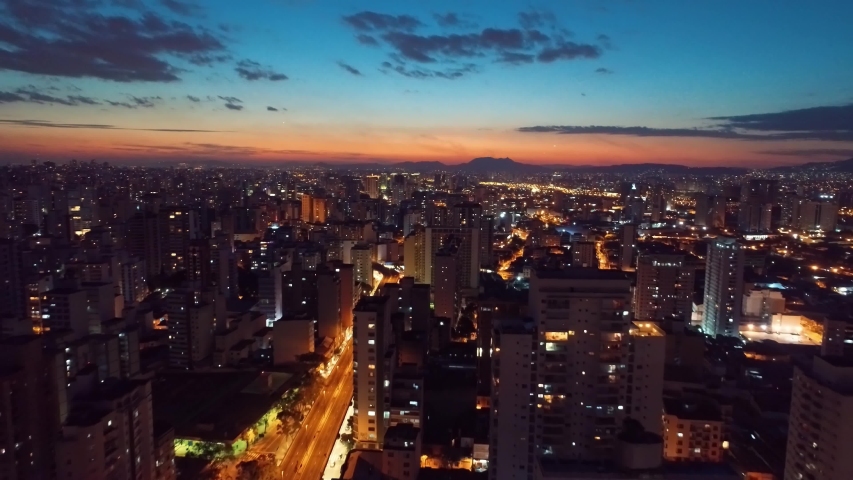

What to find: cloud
left=595, top=67, right=614, bottom=74
left=217, top=95, right=243, bottom=110
left=380, top=61, right=477, bottom=80
left=537, top=43, right=601, bottom=63
left=355, top=34, right=380, bottom=46
left=498, top=52, right=535, bottom=65
left=518, top=104, right=853, bottom=142
left=0, top=0, right=226, bottom=82
left=342, top=11, right=423, bottom=32
left=0, top=92, right=26, bottom=103
left=0, top=86, right=102, bottom=106
left=160, top=0, right=201, bottom=16
left=346, top=10, right=605, bottom=79
left=129, top=96, right=161, bottom=108
left=338, top=62, right=363, bottom=76
left=103, top=95, right=162, bottom=108
left=708, top=103, right=853, bottom=133
left=68, top=95, right=101, bottom=105
left=518, top=10, right=557, bottom=30
left=597, top=34, right=613, bottom=49
left=234, top=59, right=288, bottom=81
left=0, top=119, right=222, bottom=132
left=433, top=12, right=477, bottom=29
left=267, top=106, right=278, bottom=111
left=187, top=95, right=201, bottom=102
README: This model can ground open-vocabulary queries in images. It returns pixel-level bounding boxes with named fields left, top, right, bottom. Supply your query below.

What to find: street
left=278, top=341, right=353, bottom=480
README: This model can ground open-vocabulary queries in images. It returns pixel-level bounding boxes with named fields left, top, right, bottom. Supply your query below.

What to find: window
left=544, top=331, right=574, bottom=341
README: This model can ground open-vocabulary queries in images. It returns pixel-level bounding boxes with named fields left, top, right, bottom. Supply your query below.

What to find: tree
left=340, top=432, right=355, bottom=451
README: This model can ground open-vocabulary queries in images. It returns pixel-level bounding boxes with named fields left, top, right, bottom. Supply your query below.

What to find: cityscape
left=1, top=2, right=853, bottom=480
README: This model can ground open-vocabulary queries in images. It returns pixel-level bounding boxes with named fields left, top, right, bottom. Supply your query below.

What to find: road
left=279, top=341, right=353, bottom=480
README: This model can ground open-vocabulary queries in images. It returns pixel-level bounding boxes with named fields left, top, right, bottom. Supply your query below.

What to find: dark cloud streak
left=0, top=119, right=223, bottom=132
left=518, top=104, right=853, bottom=142
left=342, top=11, right=423, bottom=32
left=234, top=59, right=288, bottom=81
left=338, top=62, right=363, bottom=76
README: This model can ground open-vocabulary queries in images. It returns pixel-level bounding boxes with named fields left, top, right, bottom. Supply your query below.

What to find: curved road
left=278, top=342, right=353, bottom=480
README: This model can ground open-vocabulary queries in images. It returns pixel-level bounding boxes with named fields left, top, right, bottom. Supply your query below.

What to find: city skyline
left=0, top=0, right=852, bottom=166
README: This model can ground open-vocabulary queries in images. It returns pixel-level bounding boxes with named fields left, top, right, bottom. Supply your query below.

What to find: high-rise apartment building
left=301, top=193, right=327, bottom=224
left=433, top=251, right=457, bottom=321
left=167, top=288, right=214, bottom=369
left=529, top=269, right=664, bottom=461
left=702, top=237, right=745, bottom=337
left=42, top=287, right=89, bottom=338
left=694, top=194, right=726, bottom=228
left=256, top=263, right=283, bottom=326
left=381, top=424, right=421, bottom=480
left=634, top=251, right=696, bottom=321
left=317, top=268, right=342, bottom=342
left=619, top=224, right=636, bottom=271
left=570, top=241, right=596, bottom=268
left=792, top=200, right=838, bottom=232
left=353, top=296, right=393, bottom=450
left=159, top=207, right=198, bottom=275
left=739, top=179, right=778, bottom=233
left=126, top=212, right=162, bottom=278
left=365, top=175, right=380, bottom=199
left=0, top=239, right=26, bottom=321
left=785, top=356, right=853, bottom=480
left=120, top=257, right=147, bottom=304
left=404, top=226, right=426, bottom=284
left=738, top=202, right=773, bottom=233
left=662, top=397, right=725, bottom=463
left=424, top=227, right=480, bottom=290
left=57, top=379, right=155, bottom=480
left=0, top=335, right=63, bottom=480
left=489, top=320, right=536, bottom=480
left=352, top=243, right=373, bottom=290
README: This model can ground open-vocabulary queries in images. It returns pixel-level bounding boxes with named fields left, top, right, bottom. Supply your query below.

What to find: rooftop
left=537, top=458, right=740, bottom=479
left=663, top=396, right=722, bottom=422
left=534, top=268, right=630, bottom=281
left=152, top=370, right=295, bottom=442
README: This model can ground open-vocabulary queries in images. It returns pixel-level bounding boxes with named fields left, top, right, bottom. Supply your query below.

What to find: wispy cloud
left=0, top=119, right=223, bottom=132
left=338, top=62, right=363, bottom=76
left=234, top=60, right=288, bottom=81
left=518, top=104, right=853, bottom=142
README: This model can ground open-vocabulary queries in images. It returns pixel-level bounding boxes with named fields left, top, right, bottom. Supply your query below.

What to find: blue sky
left=0, top=0, right=851, bottom=165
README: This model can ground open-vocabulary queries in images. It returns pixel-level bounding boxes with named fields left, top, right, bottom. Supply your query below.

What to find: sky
left=0, top=0, right=852, bottom=167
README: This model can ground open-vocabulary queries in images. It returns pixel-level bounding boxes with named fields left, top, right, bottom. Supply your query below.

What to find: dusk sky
left=1, top=0, right=852, bottom=166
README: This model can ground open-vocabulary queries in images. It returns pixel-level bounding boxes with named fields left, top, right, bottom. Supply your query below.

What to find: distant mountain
left=563, top=163, right=748, bottom=175
left=456, top=157, right=547, bottom=174
left=388, top=161, right=448, bottom=172
left=772, top=157, right=853, bottom=173
left=340, top=157, right=752, bottom=174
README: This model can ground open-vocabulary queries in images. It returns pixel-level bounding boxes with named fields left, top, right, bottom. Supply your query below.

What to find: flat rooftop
left=534, top=268, right=630, bottom=281
left=741, top=331, right=820, bottom=346
left=152, top=370, right=294, bottom=442
left=537, top=458, right=740, bottom=479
